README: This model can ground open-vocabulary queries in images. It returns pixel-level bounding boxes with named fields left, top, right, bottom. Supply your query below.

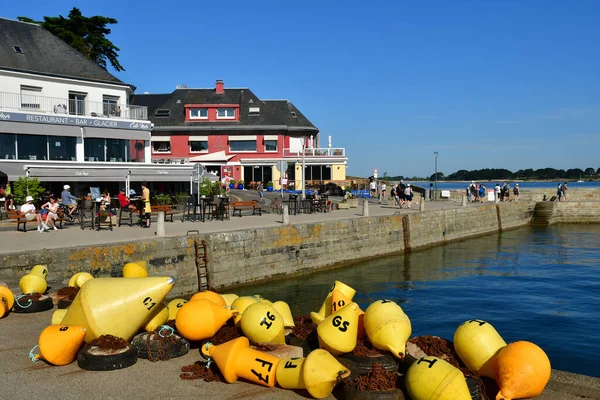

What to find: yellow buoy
left=364, top=299, right=411, bottom=359
left=330, top=289, right=352, bottom=314
left=276, top=349, right=351, bottom=398
left=494, top=341, right=551, bottom=400
left=176, top=298, right=237, bottom=341
left=144, top=303, right=169, bottom=332
left=202, top=337, right=280, bottom=387
left=317, top=302, right=360, bottom=355
left=68, top=272, right=83, bottom=288
left=190, top=290, right=226, bottom=307
left=0, top=286, right=15, bottom=310
left=166, top=298, right=188, bottom=320
left=272, top=301, right=295, bottom=328
left=231, top=296, right=260, bottom=325
left=315, top=280, right=356, bottom=321
left=30, top=265, right=48, bottom=279
left=220, top=293, right=239, bottom=306
left=406, top=356, right=471, bottom=400
left=454, top=319, right=507, bottom=378
left=253, top=295, right=274, bottom=307
left=60, top=276, right=175, bottom=342
left=240, top=302, right=285, bottom=344
left=51, top=309, right=68, bottom=325
left=34, top=325, right=87, bottom=366
left=310, top=311, right=326, bottom=325
left=74, top=272, right=94, bottom=288
left=122, top=262, right=148, bottom=278
left=19, top=274, right=47, bottom=294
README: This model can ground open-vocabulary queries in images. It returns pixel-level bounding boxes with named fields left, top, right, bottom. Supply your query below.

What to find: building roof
left=0, top=17, right=125, bottom=85
left=130, top=87, right=318, bottom=134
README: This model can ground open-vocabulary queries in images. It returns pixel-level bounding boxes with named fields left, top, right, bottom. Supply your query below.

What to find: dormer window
left=217, top=108, right=235, bottom=119
left=155, top=109, right=170, bottom=117
left=13, top=45, right=24, bottom=54
left=190, top=108, right=208, bottom=119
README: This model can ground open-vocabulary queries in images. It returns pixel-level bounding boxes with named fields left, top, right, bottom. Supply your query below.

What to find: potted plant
left=229, top=179, right=236, bottom=190
left=199, top=177, right=212, bottom=198
left=346, top=192, right=358, bottom=208
left=237, top=180, right=245, bottom=190
left=337, top=199, right=350, bottom=209
left=266, top=181, right=274, bottom=192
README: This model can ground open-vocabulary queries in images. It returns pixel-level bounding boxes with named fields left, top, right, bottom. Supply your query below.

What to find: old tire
left=467, top=376, right=483, bottom=400
left=77, top=344, right=138, bottom=371
left=341, top=385, right=405, bottom=400
left=340, top=353, right=399, bottom=375
left=57, top=298, right=73, bottom=309
left=131, top=332, right=190, bottom=360
left=12, top=296, right=53, bottom=313
left=285, top=336, right=313, bottom=357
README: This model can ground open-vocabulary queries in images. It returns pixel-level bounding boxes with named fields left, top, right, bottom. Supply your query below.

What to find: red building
left=131, top=80, right=347, bottom=188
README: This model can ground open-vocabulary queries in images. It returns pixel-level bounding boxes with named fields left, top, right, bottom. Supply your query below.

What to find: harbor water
left=238, top=224, right=600, bottom=378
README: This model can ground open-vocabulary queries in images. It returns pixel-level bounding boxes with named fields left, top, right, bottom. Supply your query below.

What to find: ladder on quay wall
left=530, top=202, right=556, bottom=226
left=187, top=230, right=211, bottom=291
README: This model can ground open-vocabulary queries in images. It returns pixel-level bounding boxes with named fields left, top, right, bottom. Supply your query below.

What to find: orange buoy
left=176, top=298, right=237, bottom=341
left=0, top=286, right=15, bottom=311
left=34, top=325, right=87, bottom=365
left=494, top=341, right=551, bottom=400
left=202, top=337, right=280, bottom=387
left=189, top=290, right=226, bottom=307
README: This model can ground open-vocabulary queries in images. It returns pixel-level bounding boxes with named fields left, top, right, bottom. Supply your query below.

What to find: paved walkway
left=0, top=193, right=483, bottom=255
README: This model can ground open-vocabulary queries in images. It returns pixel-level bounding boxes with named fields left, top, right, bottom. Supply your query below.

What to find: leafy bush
left=267, top=181, right=274, bottom=187
left=12, top=177, right=45, bottom=205
left=175, top=192, right=189, bottom=205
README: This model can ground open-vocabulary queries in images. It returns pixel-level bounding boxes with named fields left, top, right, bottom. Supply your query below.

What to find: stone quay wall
left=435, top=187, right=600, bottom=202
left=1, top=200, right=598, bottom=295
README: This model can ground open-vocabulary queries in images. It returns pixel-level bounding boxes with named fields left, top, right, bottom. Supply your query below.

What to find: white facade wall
left=0, top=69, right=131, bottom=106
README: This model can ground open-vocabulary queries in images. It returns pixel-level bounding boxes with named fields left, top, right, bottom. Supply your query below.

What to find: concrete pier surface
left=1, top=311, right=599, bottom=400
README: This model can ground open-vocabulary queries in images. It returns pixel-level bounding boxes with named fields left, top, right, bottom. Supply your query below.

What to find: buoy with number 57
left=202, top=336, right=280, bottom=387
left=317, top=302, right=360, bottom=355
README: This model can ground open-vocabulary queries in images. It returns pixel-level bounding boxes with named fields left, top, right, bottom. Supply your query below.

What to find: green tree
left=12, top=177, right=45, bottom=205
left=18, top=8, right=124, bottom=71
left=584, top=167, right=595, bottom=177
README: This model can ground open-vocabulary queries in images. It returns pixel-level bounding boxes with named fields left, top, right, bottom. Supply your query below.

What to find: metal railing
left=0, top=91, right=148, bottom=121
left=283, top=147, right=346, bottom=157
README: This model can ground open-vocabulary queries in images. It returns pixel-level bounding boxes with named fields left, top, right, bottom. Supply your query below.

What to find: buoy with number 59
left=202, top=337, right=280, bottom=387
left=32, top=325, right=87, bottom=366
left=166, top=298, right=188, bottom=320
left=317, top=302, right=360, bottom=355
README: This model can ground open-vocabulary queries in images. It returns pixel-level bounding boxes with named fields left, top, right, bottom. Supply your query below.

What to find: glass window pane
left=152, top=141, right=171, bottom=153
left=190, top=141, right=208, bottom=152
left=0, top=133, right=16, bottom=160
left=84, top=138, right=105, bottom=161
left=107, top=139, right=126, bottom=162
left=49, top=136, right=76, bottom=161
left=17, top=134, right=47, bottom=160
left=265, top=140, right=278, bottom=151
left=190, top=108, right=208, bottom=118
left=131, top=140, right=145, bottom=162
left=218, top=108, right=235, bottom=118
left=229, top=140, right=256, bottom=151
left=323, top=165, right=332, bottom=180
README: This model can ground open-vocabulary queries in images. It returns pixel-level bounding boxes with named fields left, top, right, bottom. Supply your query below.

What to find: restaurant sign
left=0, top=111, right=151, bottom=131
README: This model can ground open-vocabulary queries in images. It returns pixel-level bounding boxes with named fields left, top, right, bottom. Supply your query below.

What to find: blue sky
left=4, top=1, right=600, bottom=177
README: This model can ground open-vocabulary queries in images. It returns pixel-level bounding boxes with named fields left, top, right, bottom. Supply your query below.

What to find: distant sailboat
left=577, top=175, right=584, bottom=183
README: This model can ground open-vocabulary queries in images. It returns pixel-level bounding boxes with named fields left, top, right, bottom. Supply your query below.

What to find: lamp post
left=434, top=151, right=438, bottom=201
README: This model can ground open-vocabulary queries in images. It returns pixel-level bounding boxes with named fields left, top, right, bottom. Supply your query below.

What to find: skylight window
left=155, top=109, right=170, bottom=117
left=13, top=45, right=24, bottom=54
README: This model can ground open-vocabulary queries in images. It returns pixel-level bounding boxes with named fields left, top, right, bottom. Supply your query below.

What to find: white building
left=0, top=17, right=196, bottom=192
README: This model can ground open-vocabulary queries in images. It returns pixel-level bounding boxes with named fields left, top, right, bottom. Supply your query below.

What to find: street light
left=434, top=151, right=438, bottom=201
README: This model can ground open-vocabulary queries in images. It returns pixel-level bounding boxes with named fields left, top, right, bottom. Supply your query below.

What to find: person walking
left=561, top=182, right=568, bottom=201
left=557, top=183, right=563, bottom=202
left=513, top=184, right=520, bottom=202
left=494, top=183, right=501, bottom=203
left=398, top=180, right=406, bottom=208
left=256, top=181, right=264, bottom=204
left=369, top=179, right=376, bottom=199
left=1, top=182, right=14, bottom=210
left=479, top=183, right=487, bottom=203
left=380, top=181, right=387, bottom=204
left=404, top=184, right=413, bottom=209
left=141, top=182, right=151, bottom=228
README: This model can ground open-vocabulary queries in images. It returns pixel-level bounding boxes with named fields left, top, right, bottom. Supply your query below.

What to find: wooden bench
left=8, top=211, right=34, bottom=232
left=231, top=201, right=262, bottom=217
left=150, top=205, right=174, bottom=222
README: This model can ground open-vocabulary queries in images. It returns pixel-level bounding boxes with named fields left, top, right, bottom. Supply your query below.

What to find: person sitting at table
left=118, top=188, right=137, bottom=211
left=21, top=196, right=48, bottom=233
left=40, top=195, right=60, bottom=231
left=99, top=191, right=111, bottom=211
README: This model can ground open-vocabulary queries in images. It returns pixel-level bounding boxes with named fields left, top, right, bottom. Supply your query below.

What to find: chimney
left=216, top=79, right=224, bottom=94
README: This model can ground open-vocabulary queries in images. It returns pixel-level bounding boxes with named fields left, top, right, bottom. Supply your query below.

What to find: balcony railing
left=0, top=91, right=148, bottom=121
left=283, top=147, right=346, bottom=157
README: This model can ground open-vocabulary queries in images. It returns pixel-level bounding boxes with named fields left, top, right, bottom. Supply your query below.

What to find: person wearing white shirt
left=21, top=196, right=48, bottom=233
